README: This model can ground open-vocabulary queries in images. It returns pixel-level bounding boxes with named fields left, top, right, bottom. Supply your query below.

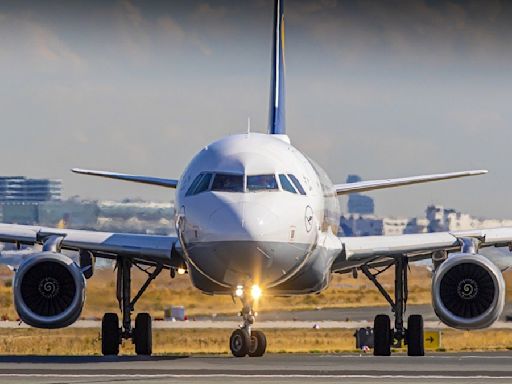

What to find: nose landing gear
left=229, top=288, right=267, bottom=357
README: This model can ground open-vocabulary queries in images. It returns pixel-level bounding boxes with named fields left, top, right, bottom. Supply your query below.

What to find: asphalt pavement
left=1, top=353, right=512, bottom=383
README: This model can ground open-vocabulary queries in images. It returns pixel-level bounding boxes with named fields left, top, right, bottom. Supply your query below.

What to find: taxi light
left=251, top=284, right=262, bottom=300
left=177, top=268, right=186, bottom=275
left=235, top=285, right=244, bottom=297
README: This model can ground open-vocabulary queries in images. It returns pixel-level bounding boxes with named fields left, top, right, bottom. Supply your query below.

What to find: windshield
left=211, top=174, right=244, bottom=192
left=288, top=174, right=306, bottom=195
left=186, top=172, right=303, bottom=194
left=279, top=174, right=297, bottom=194
left=186, top=173, right=213, bottom=196
left=247, top=174, right=278, bottom=192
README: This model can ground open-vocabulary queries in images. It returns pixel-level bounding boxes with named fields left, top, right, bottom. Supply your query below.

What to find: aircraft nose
left=208, top=201, right=280, bottom=241
left=181, top=194, right=311, bottom=287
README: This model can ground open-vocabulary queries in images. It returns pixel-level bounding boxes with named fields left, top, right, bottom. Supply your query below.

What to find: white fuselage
left=175, top=133, right=342, bottom=295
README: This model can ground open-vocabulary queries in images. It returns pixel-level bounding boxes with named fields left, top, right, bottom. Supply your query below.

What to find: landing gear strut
left=101, top=257, right=162, bottom=356
left=361, top=256, right=424, bottom=356
left=229, top=289, right=267, bottom=357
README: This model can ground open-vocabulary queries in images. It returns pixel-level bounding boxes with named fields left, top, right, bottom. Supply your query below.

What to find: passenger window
left=279, top=174, right=297, bottom=194
left=247, top=174, right=278, bottom=192
left=212, top=174, right=244, bottom=192
left=288, top=174, right=306, bottom=195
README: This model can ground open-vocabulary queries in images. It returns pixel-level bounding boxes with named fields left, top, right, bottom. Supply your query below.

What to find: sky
left=1, top=0, right=512, bottom=218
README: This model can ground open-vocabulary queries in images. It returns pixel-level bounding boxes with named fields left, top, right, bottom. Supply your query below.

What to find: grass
left=2, top=264, right=512, bottom=355
left=2, top=264, right=512, bottom=321
left=0, top=264, right=438, bottom=320
left=2, top=328, right=512, bottom=355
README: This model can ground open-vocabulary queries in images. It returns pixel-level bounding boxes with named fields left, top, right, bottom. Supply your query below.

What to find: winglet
left=72, top=168, right=178, bottom=189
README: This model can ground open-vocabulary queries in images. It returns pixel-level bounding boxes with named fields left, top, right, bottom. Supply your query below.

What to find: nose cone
left=182, top=194, right=312, bottom=288
left=203, top=201, right=286, bottom=285
left=209, top=202, right=280, bottom=242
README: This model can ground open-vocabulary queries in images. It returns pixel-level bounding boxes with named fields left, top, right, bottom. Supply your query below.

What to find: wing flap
left=334, top=170, right=487, bottom=195
left=72, top=168, right=178, bottom=189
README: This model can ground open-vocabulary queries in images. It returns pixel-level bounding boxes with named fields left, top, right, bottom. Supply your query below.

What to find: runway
left=3, top=303, right=512, bottom=329
left=1, top=353, right=512, bottom=383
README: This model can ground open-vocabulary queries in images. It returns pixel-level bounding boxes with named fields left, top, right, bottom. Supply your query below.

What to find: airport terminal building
left=0, top=176, right=61, bottom=202
left=0, top=176, right=62, bottom=225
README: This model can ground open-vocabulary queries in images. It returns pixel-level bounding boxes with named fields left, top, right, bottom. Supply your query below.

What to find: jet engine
left=432, top=253, right=505, bottom=329
left=13, top=252, right=85, bottom=329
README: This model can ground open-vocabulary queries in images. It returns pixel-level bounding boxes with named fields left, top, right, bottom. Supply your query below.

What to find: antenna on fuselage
left=247, top=117, right=251, bottom=134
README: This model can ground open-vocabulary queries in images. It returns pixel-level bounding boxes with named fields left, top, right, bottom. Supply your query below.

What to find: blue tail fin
left=268, top=0, right=286, bottom=135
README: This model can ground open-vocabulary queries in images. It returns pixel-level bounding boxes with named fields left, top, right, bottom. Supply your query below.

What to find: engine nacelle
left=432, top=253, right=505, bottom=329
left=13, top=252, right=85, bottom=329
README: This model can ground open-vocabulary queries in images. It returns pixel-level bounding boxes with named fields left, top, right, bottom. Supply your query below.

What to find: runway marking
left=328, top=355, right=512, bottom=359
left=1, top=374, right=512, bottom=379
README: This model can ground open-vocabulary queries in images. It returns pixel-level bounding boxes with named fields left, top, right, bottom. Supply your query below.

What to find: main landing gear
left=361, top=256, right=425, bottom=357
left=101, top=257, right=163, bottom=356
left=229, top=289, right=267, bottom=357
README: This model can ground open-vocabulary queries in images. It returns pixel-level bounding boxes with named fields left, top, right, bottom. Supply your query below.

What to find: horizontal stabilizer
left=72, top=168, right=178, bottom=188
left=334, top=170, right=487, bottom=195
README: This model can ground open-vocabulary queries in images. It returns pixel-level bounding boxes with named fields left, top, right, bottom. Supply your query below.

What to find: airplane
left=0, top=0, right=511, bottom=358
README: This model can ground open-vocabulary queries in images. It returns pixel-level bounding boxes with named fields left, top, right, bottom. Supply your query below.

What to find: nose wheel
left=230, top=290, right=267, bottom=357
left=248, top=330, right=267, bottom=357
left=230, top=329, right=251, bottom=357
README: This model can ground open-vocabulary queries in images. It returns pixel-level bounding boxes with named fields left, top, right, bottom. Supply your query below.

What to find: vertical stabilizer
left=268, top=0, right=286, bottom=135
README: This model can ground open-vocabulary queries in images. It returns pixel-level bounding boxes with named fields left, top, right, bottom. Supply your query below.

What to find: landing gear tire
left=407, top=314, right=424, bottom=356
left=248, top=330, right=267, bottom=357
left=133, top=313, right=152, bottom=356
left=373, top=314, right=391, bottom=356
left=230, top=329, right=251, bottom=357
left=101, top=313, right=120, bottom=356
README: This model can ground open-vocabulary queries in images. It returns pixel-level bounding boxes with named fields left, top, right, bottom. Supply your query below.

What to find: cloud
left=287, top=0, right=512, bottom=69
left=157, top=16, right=186, bottom=41
left=29, top=21, right=84, bottom=69
left=119, top=0, right=144, bottom=28
left=0, top=11, right=85, bottom=72
left=196, top=3, right=228, bottom=19
left=113, top=0, right=151, bottom=63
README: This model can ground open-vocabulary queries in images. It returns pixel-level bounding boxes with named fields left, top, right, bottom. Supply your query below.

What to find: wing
left=72, top=168, right=178, bottom=189
left=334, top=170, right=487, bottom=195
left=0, top=223, right=180, bottom=267
left=332, top=227, right=512, bottom=273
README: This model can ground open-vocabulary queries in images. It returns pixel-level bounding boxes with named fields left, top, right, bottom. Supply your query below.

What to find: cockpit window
left=247, top=174, right=278, bottom=192
left=288, top=174, right=307, bottom=195
left=279, top=174, right=297, bottom=194
left=186, top=173, right=213, bottom=196
left=186, top=174, right=204, bottom=196
left=193, top=173, right=212, bottom=194
left=186, top=172, right=305, bottom=195
left=211, top=173, right=244, bottom=192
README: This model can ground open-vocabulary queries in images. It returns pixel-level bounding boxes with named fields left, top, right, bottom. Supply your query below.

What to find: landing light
left=251, top=284, right=262, bottom=300
left=235, top=285, right=244, bottom=297
left=177, top=268, right=186, bottom=275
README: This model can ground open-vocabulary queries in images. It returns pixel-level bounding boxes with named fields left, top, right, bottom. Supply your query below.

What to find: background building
left=339, top=204, right=512, bottom=237
left=0, top=177, right=61, bottom=202
left=346, top=175, right=375, bottom=215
